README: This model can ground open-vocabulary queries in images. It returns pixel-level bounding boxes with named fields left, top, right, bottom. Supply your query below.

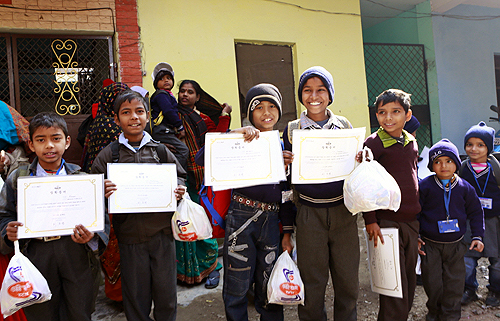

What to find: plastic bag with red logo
left=267, top=251, right=305, bottom=305
left=1, top=241, right=52, bottom=317
left=172, top=193, right=213, bottom=241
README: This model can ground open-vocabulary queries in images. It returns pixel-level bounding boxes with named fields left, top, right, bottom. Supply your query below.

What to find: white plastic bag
left=343, top=146, right=401, bottom=214
left=172, top=194, right=213, bottom=241
left=1, top=241, right=52, bottom=317
left=267, top=251, right=305, bottom=305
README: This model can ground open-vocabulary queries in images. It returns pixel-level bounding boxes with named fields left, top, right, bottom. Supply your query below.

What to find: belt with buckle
left=232, top=193, right=279, bottom=212
left=34, top=236, right=61, bottom=242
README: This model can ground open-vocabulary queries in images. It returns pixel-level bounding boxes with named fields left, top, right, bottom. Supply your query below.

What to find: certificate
left=107, top=163, right=177, bottom=213
left=205, top=131, right=286, bottom=191
left=291, top=127, right=365, bottom=184
left=364, top=228, right=402, bottom=298
left=17, top=174, right=105, bottom=239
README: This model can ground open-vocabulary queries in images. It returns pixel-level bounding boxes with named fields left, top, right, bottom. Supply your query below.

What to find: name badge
left=438, top=219, right=460, bottom=233
left=479, top=197, right=493, bottom=210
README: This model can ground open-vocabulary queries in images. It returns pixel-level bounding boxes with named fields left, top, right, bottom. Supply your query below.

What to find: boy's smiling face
left=376, top=101, right=412, bottom=137
left=465, top=137, right=488, bottom=163
left=114, top=98, right=149, bottom=142
left=251, top=100, right=279, bottom=132
left=432, top=156, right=456, bottom=180
left=29, top=126, right=70, bottom=171
left=301, top=76, right=330, bottom=122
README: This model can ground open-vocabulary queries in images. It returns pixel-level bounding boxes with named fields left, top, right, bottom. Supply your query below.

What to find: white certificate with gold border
left=17, top=174, right=105, bottom=239
left=364, top=228, right=402, bottom=298
left=107, top=163, right=177, bottom=213
left=205, top=131, right=286, bottom=191
left=291, top=127, right=365, bottom=184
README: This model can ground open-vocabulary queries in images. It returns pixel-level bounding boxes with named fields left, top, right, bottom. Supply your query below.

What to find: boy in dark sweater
left=419, top=139, right=484, bottom=321
left=460, top=121, right=500, bottom=306
left=362, top=89, right=420, bottom=320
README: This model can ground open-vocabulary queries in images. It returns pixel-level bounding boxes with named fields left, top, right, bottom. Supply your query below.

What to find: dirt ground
left=93, top=215, right=500, bottom=320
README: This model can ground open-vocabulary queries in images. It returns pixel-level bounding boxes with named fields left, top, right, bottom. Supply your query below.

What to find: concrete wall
left=432, top=4, right=500, bottom=153
left=137, top=0, right=370, bottom=129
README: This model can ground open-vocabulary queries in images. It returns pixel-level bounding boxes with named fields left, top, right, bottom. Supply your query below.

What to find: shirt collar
left=118, top=131, right=152, bottom=153
left=376, top=127, right=415, bottom=148
left=299, top=109, right=348, bottom=130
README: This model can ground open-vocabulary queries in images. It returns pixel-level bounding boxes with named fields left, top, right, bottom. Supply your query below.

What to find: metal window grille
left=0, top=34, right=113, bottom=117
left=364, top=43, right=432, bottom=150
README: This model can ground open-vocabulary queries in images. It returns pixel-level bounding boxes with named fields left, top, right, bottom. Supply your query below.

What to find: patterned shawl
left=81, top=82, right=129, bottom=172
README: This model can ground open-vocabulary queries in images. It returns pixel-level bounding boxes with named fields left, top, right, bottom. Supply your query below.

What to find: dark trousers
left=296, top=203, right=359, bottom=321
left=377, top=220, right=419, bottom=321
left=421, top=239, right=466, bottom=321
left=23, top=237, right=98, bottom=321
left=222, top=201, right=283, bottom=321
left=119, top=232, right=177, bottom=321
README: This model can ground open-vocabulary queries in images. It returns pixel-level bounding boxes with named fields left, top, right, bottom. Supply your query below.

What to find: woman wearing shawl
left=176, top=80, right=232, bottom=288
left=80, top=82, right=129, bottom=173
left=80, top=82, right=129, bottom=302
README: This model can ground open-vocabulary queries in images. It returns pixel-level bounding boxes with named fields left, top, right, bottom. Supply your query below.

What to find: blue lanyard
left=30, top=159, right=66, bottom=176
left=442, top=179, right=451, bottom=219
left=471, top=161, right=490, bottom=197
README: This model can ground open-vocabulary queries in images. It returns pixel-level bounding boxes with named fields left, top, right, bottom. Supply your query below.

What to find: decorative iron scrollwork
left=52, top=39, right=81, bottom=115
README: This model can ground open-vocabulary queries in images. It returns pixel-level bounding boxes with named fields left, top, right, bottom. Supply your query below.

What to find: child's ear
left=65, top=135, right=71, bottom=150
left=114, top=114, right=120, bottom=126
left=405, top=109, right=413, bottom=122
left=28, top=140, right=35, bottom=153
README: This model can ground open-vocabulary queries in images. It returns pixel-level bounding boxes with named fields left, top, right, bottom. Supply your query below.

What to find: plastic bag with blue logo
left=1, top=241, right=52, bottom=317
left=343, top=146, right=401, bottom=215
left=267, top=251, right=305, bottom=305
left=172, top=193, right=213, bottom=241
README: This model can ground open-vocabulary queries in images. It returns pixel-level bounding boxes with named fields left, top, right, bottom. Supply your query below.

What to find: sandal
left=205, top=270, right=220, bottom=289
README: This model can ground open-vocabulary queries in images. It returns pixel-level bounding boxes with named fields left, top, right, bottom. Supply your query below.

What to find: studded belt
left=34, top=236, right=61, bottom=242
left=232, top=193, right=279, bottom=212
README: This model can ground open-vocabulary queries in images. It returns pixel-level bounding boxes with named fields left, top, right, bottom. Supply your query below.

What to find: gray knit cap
left=298, top=66, right=335, bottom=106
left=245, top=83, right=282, bottom=127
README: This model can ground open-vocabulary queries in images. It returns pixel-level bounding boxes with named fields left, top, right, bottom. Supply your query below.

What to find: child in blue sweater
left=418, top=139, right=484, bottom=321
left=460, top=121, right=500, bottom=306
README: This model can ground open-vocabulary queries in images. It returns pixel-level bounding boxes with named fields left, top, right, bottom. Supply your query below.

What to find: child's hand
left=470, top=240, right=484, bottom=253
left=164, top=143, right=177, bottom=153
left=6, top=221, right=22, bottom=242
left=366, top=222, right=384, bottom=247
left=222, top=103, right=232, bottom=114
left=418, top=238, right=426, bottom=256
left=230, top=126, right=260, bottom=142
left=175, top=185, right=186, bottom=201
left=282, top=233, right=294, bottom=254
left=283, top=150, right=294, bottom=169
left=104, top=179, right=117, bottom=198
left=0, top=150, right=9, bottom=174
left=71, top=224, right=94, bottom=244
left=355, top=150, right=363, bottom=163
left=178, top=129, right=186, bottom=139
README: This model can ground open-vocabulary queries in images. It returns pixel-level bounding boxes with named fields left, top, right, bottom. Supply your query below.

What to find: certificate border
left=19, top=175, right=104, bottom=237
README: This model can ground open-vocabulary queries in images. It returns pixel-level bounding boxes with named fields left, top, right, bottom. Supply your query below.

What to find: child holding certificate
left=91, top=90, right=187, bottom=321
left=361, top=89, right=420, bottom=320
left=0, top=112, right=109, bottom=321
left=418, top=139, right=484, bottom=321
left=283, top=66, right=359, bottom=321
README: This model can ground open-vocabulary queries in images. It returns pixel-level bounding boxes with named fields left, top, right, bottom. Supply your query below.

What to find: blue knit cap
left=428, top=139, right=461, bottom=172
left=464, top=121, right=495, bottom=155
left=298, top=66, right=335, bottom=106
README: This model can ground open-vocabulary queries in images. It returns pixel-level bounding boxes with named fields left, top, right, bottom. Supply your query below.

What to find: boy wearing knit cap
left=218, top=84, right=294, bottom=321
left=283, top=66, right=359, bottom=321
left=419, top=139, right=484, bottom=321
left=460, top=121, right=500, bottom=306
left=362, top=89, right=419, bottom=320
left=150, top=62, right=189, bottom=170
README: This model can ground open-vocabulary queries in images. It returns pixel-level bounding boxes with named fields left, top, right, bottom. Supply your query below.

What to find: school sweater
left=460, top=161, right=500, bottom=218
left=419, top=174, right=484, bottom=243
left=150, top=89, right=184, bottom=130
left=363, top=129, right=420, bottom=225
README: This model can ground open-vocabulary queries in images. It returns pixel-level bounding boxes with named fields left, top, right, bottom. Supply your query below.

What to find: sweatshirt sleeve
left=154, top=93, right=184, bottom=130
left=465, top=182, right=485, bottom=240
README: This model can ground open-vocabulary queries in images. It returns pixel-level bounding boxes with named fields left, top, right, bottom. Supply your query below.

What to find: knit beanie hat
left=464, top=121, right=495, bottom=155
left=428, top=139, right=461, bottom=172
left=298, top=66, right=335, bottom=106
left=404, top=115, right=420, bottom=134
left=152, top=62, right=174, bottom=89
left=245, top=83, right=282, bottom=127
